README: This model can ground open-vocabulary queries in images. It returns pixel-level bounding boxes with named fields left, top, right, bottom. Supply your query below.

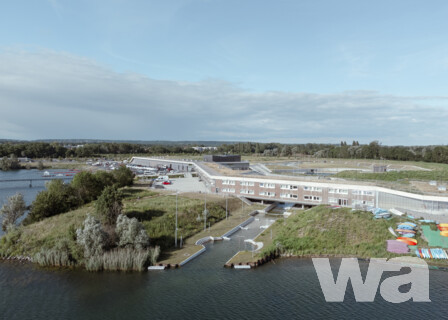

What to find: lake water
left=0, top=169, right=74, bottom=236
left=1, top=170, right=448, bottom=319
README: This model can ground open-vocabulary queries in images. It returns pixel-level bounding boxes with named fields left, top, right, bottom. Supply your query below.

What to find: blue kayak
left=397, top=225, right=415, bottom=230
left=400, top=233, right=415, bottom=238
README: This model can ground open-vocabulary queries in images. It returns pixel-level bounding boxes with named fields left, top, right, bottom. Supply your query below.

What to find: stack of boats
left=386, top=221, right=448, bottom=259
left=370, top=208, right=391, bottom=219
left=437, top=223, right=448, bottom=237
left=387, top=222, right=418, bottom=253
left=395, top=222, right=417, bottom=239
left=415, top=248, right=448, bottom=259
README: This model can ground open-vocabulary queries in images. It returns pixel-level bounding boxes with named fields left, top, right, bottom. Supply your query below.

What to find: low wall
left=179, top=246, right=207, bottom=266
left=222, top=215, right=256, bottom=238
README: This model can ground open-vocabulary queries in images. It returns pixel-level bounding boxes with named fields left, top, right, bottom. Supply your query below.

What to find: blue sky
left=1, top=0, right=448, bottom=145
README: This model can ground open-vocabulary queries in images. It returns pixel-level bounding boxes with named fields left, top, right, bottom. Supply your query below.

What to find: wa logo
left=312, top=258, right=430, bottom=303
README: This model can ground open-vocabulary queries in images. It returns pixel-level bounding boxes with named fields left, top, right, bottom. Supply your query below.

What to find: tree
left=95, top=171, right=116, bottom=188
left=27, top=180, right=80, bottom=223
left=76, top=215, right=109, bottom=258
left=1, top=193, right=26, bottom=231
left=281, top=146, right=292, bottom=157
left=0, top=156, right=20, bottom=171
left=116, top=214, right=150, bottom=249
left=71, top=171, right=103, bottom=203
left=37, top=160, right=44, bottom=171
left=95, top=185, right=122, bottom=226
left=112, top=166, right=134, bottom=187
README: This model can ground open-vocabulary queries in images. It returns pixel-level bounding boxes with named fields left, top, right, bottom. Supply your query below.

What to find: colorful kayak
left=400, top=222, right=417, bottom=227
left=395, top=229, right=416, bottom=233
left=440, top=231, right=448, bottom=237
left=439, top=223, right=448, bottom=227
left=400, top=233, right=415, bottom=238
left=438, top=226, right=448, bottom=231
left=397, top=225, right=415, bottom=230
left=397, top=237, right=417, bottom=245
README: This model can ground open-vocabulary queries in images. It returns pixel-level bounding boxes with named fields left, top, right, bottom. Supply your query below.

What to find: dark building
left=203, top=155, right=241, bottom=162
left=203, top=154, right=249, bottom=170
left=373, top=165, right=387, bottom=173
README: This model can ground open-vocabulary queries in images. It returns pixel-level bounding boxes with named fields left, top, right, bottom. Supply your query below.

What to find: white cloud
left=0, top=48, right=447, bottom=145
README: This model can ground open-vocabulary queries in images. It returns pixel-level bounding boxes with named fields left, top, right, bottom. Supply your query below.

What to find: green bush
left=112, top=166, right=134, bottom=187
left=26, top=180, right=80, bottom=223
left=96, top=185, right=123, bottom=226
left=71, top=171, right=104, bottom=203
left=76, top=215, right=109, bottom=258
left=116, top=214, right=149, bottom=249
left=1, top=193, right=26, bottom=231
left=0, top=226, right=23, bottom=257
left=26, top=170, right=122, bottom=224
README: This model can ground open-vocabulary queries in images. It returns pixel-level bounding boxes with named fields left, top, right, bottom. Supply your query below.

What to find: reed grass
left=85, top=248, right=157, bottom=272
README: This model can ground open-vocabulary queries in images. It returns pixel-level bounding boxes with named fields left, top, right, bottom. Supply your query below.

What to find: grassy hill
left=260, top=206, right=409, bottom=259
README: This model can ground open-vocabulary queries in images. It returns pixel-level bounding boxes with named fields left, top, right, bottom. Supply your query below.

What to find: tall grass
left=34, top=248, right=75, bottom=267
left=85, top=247, right=158, bottom=272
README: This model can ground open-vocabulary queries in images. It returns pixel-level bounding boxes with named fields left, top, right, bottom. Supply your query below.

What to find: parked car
left=162, top=181, right=171, bottom=185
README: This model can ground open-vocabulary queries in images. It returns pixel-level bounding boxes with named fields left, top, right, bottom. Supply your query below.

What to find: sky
left=0, top=0, right=448, bottom=145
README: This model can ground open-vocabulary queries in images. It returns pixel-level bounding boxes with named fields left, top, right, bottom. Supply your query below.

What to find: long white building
left=131, top=157, right=448, bottom=215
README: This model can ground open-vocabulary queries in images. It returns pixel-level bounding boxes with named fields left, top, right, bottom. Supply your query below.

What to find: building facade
left=131, top=157, right=448, bottom=215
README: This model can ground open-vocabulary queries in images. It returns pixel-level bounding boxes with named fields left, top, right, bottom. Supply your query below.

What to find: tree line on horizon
left=1, top=141, right=448, bottom=164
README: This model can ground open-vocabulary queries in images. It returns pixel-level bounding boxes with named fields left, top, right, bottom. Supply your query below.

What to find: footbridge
left=0, top=177, right=73, bottom=187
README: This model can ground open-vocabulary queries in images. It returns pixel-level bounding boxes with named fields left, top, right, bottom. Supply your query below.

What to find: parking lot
left=152, top=175, right=210, bottom=193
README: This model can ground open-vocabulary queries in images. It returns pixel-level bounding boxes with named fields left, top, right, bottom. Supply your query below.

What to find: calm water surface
left=0, top=169, right=74, bottom=236
left=1, top=170, right=448, bottom=319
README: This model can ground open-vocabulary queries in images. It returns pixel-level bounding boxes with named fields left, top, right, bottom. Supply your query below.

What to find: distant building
left=203, top=154, right=249, bottom=170
left=192, top=146, right=217, bottom=152
left=373, top=165, right=387, bottom=173
left=203, top=155, right=241, bottom=162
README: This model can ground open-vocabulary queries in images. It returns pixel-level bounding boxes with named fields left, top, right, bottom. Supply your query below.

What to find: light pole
left=225, top=193, right=228, bottom=220
left=175, top=192, right=178, bottom=247
left=203, top=192, right=208, bottom=231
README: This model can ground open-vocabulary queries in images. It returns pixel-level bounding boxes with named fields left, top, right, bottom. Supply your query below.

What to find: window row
left=280, top=193, right=298, bottom=199
left=303, top=186, right=323, bottom=192
left=280, top=185, right=299, bottom=190
left=351, top=190, right=374, bottom=196
left=259, top=183, right=275, bottom=189
left=304, top=195, right=321, bottom=202
left=352, top=199, right=374, bottom=206
left=328, top=188, right=348, bottom=194
left=259, top=191, right=276, bottom=197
